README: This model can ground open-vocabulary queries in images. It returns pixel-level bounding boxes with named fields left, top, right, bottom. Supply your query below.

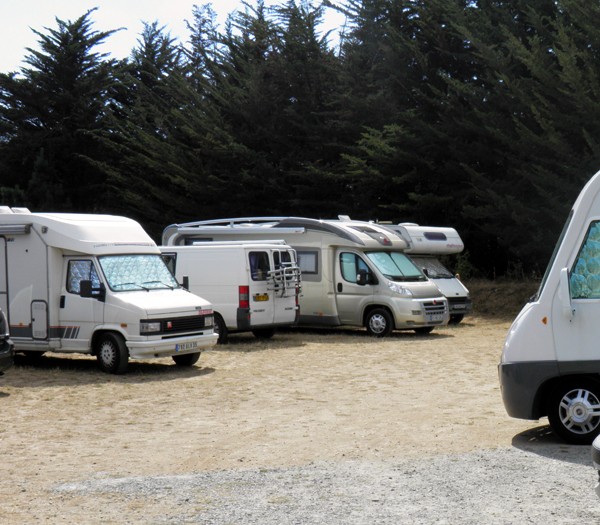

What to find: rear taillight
left=239, top=285, right=250, bottom=309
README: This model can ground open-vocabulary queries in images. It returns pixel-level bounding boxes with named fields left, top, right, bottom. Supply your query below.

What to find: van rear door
left=271, top=248, right=299, bottom=325
left=248, top=250, right=275, bottom=327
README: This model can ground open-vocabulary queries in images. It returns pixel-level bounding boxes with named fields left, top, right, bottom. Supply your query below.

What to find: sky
left=0, top=1, right=346, bottom=73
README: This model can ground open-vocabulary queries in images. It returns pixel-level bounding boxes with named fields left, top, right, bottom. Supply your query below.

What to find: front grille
left=423, top=301, right=447, bottom=314
left=147, top=314, right=211, bottom=336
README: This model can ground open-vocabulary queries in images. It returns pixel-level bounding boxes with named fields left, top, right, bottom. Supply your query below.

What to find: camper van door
left=553, top=219, right=600, bottom=362
left=335, top=249, right=375, bottom=324
left=0, top=238, right=6, bottom=314
left=59, top=256, right=104, bottom=350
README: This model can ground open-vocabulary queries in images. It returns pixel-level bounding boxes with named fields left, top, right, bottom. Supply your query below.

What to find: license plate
left=175, top=341, right=198, bottom=352
left=426, top=314, right=444, bottom=323
left=253, top=293, right=269, bottom=302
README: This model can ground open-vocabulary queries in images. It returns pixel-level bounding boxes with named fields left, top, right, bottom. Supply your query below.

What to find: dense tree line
left=1, top=0, right=600, bottom=277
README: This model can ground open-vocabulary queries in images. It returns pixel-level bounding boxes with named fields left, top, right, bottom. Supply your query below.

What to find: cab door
left=58, top=258, right=105, bottom=351
left=248, top=250, right=275, bottom=327
left=334, top=250, right=375, bottom=324
left=554, top=219, right=600, bottom=362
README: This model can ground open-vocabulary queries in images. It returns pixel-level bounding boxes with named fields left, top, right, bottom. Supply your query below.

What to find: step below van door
left=58, top=258, right=105, bottom=351
left=334, top=250, right=375, bottom=325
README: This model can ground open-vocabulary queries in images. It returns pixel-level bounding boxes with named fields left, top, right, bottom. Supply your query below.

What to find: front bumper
left=126, top=332, right=218, bottom=359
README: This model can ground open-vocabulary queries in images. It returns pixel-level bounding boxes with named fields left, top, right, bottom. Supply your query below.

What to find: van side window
left=340, top=252, right=370, bottom=283
left=161, top=253, right=177, bottom=276
left=67, top=260, right=100, bottom=294
left=249, top=251, right=270, bottom=281
left=571, top=221, right=600, bottom=299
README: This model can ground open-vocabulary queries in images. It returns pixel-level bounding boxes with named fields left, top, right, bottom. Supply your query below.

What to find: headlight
left=140, top=321, right=162, bottom=334
left=388, top=281, right=413, bottom=297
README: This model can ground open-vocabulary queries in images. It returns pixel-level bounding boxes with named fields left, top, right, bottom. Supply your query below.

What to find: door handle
left=337, top=283, right=343, bottom=292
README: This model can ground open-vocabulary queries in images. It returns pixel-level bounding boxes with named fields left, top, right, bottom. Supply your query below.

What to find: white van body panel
left=499, top=170, right=600, bottom=443
left=0, top=208, right=217, bottom=369
left=159, top=242, right=300, bottom=337
left=162, top=217, right=449, bottom=334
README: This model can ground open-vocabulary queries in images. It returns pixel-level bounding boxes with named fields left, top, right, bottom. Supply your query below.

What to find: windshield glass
left=98, top=254, right=179, bottom=291
left=410, top=256, right=454, bottom=278
left=535, top=208, right=573, bottom=301
left=365, top=251, right=426, bottom=282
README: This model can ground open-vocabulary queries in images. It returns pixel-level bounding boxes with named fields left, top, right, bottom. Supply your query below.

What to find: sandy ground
left=0, top=318, right=562, bottom=522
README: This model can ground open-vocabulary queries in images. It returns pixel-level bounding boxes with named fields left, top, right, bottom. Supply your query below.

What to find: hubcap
left=559, top=388, right=600, bottom=434
left=369, top=314, right=386, bottom=334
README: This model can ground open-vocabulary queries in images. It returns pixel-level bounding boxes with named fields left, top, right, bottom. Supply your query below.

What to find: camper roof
left=162, top=216, right=408, bottom=249
left=385, top=223, right=464, bottom=255
left=0, top=209, right=157, bottom=255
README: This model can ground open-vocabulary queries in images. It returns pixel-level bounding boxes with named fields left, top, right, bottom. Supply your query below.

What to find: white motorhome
left=162, top=217, right=449, bottom=336
left=384, top=223, right=472, bottom=323
left=0, top=207, right=218, bottom=373
left=160, top=241, right=301, bottom=343
left=500, top=169, right=600, bottom=444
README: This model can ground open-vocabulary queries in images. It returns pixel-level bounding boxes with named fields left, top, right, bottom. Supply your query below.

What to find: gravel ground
left=55, top=445, right=599, bottom=524
left=3, top=317, right=600, bottom=523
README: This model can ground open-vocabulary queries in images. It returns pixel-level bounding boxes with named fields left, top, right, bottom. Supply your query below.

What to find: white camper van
left=160, top=241, right=301, bottom=343
left=500, top=169, right=600, bottom=444
left=385, top=223, right=472, bottom=323
left=0, top=207, right=218, bottom=373
left=162, top=217, right=448, bottom=336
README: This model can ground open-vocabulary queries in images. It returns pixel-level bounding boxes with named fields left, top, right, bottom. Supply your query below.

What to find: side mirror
left=422, top=268, right=429, bottom=277
left=559, top=267, right=575, bottom=318
left=182, top=275, right=189, bottom=290
left=356, top=269, right=370, bottom=286
left=80, top=280, right=106, bottom=302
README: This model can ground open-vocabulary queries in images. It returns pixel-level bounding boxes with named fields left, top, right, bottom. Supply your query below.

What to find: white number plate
left=426, top=314, right=444, bottom=323
left=175, top=341, right=198, bottom=352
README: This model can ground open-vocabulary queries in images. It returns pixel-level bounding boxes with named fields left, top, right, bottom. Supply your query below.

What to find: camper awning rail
left=0, top=224, right=31, bottom=235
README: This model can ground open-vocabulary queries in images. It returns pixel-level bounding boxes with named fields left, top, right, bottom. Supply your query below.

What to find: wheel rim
left=559, top=388, right=600, bottom=435
left=369, top=313, right=387, bottom=334
left=99, top=340, right=116, bottom=368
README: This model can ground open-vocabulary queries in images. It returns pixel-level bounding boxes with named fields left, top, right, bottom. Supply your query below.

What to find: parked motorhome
left=0, top=207, right=217, bottom=373
left=500, top=169, right=600, bottom=444
left=162, top=217, right=449, bottom=336
left=383, top=223, right=472, bottom=323
left=160, top=241, right=301, bottom=343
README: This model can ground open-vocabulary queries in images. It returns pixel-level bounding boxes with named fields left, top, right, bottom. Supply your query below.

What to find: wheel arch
left=90, top=328, right=127, bottom=356
left=534, top=373, right=600, bottom=419
left=362, top=304, right=395, bottom=328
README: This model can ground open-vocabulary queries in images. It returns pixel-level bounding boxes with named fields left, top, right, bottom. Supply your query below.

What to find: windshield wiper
left=142, top=280, right=174, bottom=290
left=112, top=282, right=149, bottom=291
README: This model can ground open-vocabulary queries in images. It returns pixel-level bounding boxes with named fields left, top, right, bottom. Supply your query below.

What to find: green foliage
left=1, top=1, right=600, bottom=276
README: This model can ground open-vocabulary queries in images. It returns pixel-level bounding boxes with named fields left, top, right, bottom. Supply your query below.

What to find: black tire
left=252, top=328, right=275, bottom=339
left=414, top=327, right=434, bottom=335
left=172, top=352, right=201, bottom=366
left=365, top=308, right=393, bottom=337
left=214, top=313, right=228, bottom=344
left=449, top=314, right=464, bottom=324
left=547, top=378, right=600, bottom=444
left=96, top=333, right=129, bottom=374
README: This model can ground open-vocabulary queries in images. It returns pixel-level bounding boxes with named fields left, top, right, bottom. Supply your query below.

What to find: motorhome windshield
left=366, top=251, right=426, bottom=282
left=98, top=254, right=179, bottom=291
left=410, top=256, right=454, bottom=279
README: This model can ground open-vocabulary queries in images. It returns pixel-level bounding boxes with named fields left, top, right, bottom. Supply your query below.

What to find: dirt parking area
left=0, top=317, right=589, bottom=523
